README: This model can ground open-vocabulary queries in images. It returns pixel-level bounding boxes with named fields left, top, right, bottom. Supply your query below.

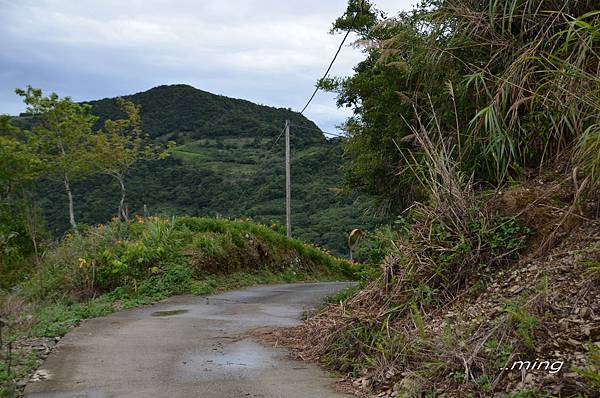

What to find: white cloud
left=0, top=0, right=415, bottom=130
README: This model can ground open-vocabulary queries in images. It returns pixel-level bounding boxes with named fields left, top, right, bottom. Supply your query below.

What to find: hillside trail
left=25, top=282, right=353, bottom=398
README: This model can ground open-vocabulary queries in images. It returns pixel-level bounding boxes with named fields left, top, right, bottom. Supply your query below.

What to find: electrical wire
left=298, top=0, right=364, bottom=115
left=238, top=4, right=362, bottom=230
left=273, top=125, right=286, bottom=145
left=289, top=123, right=348, bottom=138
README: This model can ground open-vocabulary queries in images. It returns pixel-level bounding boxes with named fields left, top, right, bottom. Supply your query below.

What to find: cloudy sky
left=1, top=0, right=414, bottom=133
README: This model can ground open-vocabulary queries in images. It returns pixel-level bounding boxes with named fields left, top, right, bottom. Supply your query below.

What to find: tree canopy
left=321, top=0, right=600, bottom=212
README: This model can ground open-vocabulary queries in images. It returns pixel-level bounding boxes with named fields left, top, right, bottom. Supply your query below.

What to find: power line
left=298, top=0, right=364, bottom=115
left=289, top=123, right=348, bottom=138
left=273, top=125, right=286, bottom=145
left=248, top=3, right=361, bottom=234
left=323, top=132, right=348, bottom=139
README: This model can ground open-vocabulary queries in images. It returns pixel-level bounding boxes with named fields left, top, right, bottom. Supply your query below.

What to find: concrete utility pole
left=285, top=120, right=291, bottom=238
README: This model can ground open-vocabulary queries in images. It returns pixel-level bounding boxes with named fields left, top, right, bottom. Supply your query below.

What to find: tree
left=324, top=0, right=600, bottom=211
left=0, top=115, right=19, bottom=135
left=0, top=115, right=44, bottom=288
left=94, top=99, right=172, bottom=221
left=16, top=86, right=102, bottom=232
left=319, top=1, right=455, bottom=213
left=0, top=116, right=41, bottom=198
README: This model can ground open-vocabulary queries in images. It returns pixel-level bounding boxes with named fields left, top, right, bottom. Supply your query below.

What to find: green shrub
left=0, top=202, right=38, bottom=290
left=136, top=264, right=193, bottom=298
left=470, top=216, right=532, bottom=258
left=354, top=225, right=397, bottom=266
left=574, top=343, right=600, bottom=391
left=13, top=216, right=353, bottom=304
left=503, top=300, right=541, bottom=349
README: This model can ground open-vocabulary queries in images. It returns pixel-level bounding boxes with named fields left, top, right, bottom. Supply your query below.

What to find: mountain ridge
left=86, top=84, right=325, bottom=144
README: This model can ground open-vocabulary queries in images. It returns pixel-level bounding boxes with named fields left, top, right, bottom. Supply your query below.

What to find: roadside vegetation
left=0, top=215, right=353, bottom=396
left=258, top=0, right=600, bottom=396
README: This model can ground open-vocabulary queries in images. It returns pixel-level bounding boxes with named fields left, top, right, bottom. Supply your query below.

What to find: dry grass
left=258, top=216, right=599, bottom=396
left=252, top=160, right=600, bottom=396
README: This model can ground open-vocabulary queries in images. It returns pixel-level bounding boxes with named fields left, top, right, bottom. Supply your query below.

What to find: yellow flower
left=78, top=257, right=88, bottom=268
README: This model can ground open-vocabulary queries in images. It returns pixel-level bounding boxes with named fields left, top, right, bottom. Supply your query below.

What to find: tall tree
left=16, top=87, right=101, bottom=232
left=94, top=99, right=172, bottom=221
left=0, top=116, right=40, bottom=198
left=0, top=115, right=44, bottom=288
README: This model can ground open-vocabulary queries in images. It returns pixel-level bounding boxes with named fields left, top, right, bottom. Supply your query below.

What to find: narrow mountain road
left=25, top=282, right=353, bottom=398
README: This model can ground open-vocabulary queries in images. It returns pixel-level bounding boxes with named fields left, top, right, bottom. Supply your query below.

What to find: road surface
left=25, top=282, right=353, bottom=398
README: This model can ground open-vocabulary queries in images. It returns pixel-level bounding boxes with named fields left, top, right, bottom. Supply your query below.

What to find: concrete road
left=25, top=282, right=353, bottom=398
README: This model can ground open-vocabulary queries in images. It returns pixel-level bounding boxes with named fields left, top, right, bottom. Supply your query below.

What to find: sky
left=0, top=0, right=415, bottom=134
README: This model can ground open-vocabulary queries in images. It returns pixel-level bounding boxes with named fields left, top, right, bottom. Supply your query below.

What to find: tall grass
left=377, top=0, right=600, bottom=190
left=447, top=0, right=600, bottom=186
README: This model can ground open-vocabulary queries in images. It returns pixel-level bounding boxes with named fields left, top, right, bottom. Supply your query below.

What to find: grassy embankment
left=0, top=215, right=354, bottom=396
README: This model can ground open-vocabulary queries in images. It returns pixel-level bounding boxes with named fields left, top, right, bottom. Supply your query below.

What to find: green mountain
left=88, top=84, right=324, bottom=143
left=34, top=85, right=384, bottom=255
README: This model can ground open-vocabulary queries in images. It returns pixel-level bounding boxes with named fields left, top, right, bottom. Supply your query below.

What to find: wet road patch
left=151, top=309, right=189, bottom=317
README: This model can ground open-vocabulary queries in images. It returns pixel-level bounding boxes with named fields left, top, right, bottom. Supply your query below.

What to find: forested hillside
left=86, top=84, right=324, bottom=143
left=28, top=85, right=383, bottom=256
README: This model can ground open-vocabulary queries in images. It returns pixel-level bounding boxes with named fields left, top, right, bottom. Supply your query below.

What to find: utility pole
left=285, top=120, right=292, bottom=238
